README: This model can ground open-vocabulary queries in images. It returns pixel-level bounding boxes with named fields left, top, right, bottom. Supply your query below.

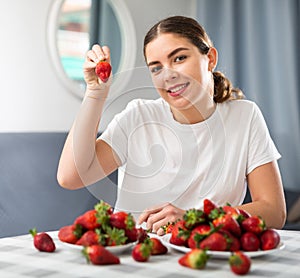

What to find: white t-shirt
left=100, top=98, right=280, bottom=218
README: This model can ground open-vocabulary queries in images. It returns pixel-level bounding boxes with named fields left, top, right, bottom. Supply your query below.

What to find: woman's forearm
left=57, top=88, right=108, bottom=189
left=237, top=200, right=286, bottom=229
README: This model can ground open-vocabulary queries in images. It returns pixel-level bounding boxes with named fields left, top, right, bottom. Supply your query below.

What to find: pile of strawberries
left=164, top=198, right=281, bottom=274
left=57, top=200, right=167, bottom=264
left=167, top=199, right=280, bottom=252
left=58, top=201, right=139, bottom=247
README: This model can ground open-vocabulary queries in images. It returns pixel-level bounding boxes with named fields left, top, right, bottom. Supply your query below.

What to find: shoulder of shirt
left=124, top=98, right=166, bottom=111
left=219, top=99, right=260, bottom=112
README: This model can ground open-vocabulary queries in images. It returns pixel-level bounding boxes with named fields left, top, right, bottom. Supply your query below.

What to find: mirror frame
left=47, top=0, right=137, bottom=99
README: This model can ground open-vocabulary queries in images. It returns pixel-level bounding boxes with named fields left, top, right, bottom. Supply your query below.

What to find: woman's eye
left=174, top=55, right=187, bottom=62
left=150, top=65, right=162, bottom=74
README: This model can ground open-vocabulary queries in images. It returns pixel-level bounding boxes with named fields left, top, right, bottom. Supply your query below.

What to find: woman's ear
left=207, top=47, right=218, bottom=71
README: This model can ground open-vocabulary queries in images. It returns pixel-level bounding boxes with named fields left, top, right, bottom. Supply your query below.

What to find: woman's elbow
left=270, top=205, right=287, bottom=230
left=277, top=207, right=287, bottom=229
left=56, top=169, right=83, bottom=190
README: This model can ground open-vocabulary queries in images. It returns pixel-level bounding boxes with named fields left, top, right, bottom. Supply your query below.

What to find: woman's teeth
left=168, top=83, right=188, bottom=93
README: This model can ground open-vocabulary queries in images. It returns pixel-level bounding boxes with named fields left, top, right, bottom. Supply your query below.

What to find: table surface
left=0, top=229, right=300, bottom=278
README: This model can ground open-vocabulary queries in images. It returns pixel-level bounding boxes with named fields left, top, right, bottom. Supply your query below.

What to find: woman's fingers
left=138, top=203, right=169, bottom=225
left=90, top=44, right=111, bottom=63
left=138, top=203, right=185, bottom=234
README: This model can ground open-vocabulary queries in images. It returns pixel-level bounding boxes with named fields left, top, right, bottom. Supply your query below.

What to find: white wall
left=0, top=0, right=196, bottom=132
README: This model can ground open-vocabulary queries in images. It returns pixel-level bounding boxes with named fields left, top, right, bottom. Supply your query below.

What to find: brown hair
left=143, top=16, right=244, bottom=103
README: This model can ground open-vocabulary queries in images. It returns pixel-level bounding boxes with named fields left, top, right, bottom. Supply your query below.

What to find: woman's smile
left=167, top=82, right=190, bottom=97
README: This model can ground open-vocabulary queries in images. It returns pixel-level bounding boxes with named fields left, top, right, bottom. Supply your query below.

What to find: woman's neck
left=171, top=97, right=216, bottom=124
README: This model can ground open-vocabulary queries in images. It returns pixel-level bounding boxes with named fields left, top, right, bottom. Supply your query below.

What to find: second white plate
left=160, top=233, right=285, bottom=258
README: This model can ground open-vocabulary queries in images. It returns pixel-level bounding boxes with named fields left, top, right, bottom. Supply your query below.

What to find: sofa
left=0, top=133, right=117, bottom=238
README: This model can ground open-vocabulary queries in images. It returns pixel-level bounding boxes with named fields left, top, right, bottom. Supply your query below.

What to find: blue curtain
left=196, top=0, right=300, bottom=192
left=89, top=0, right=121, bottom=74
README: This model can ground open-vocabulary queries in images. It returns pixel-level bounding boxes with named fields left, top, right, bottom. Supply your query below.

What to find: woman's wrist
left=85, top=86, right=109, bottom=100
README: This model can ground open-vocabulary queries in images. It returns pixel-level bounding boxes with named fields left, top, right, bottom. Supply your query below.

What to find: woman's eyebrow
left=147, top=47, right=189, bottom=67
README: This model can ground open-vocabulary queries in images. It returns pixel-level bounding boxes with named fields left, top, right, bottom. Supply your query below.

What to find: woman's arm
left=57, top=45, right=121, bottom=189
left=237, top=160, right=287, bottom=229
left=139, top=160, right=287, bottom=234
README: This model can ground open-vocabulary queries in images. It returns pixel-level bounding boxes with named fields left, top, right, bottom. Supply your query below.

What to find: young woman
left=57, top=16, right=286, bottom=235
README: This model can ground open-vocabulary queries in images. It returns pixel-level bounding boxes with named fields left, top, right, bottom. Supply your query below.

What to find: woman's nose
left=163, top=67, right=178, bottom=82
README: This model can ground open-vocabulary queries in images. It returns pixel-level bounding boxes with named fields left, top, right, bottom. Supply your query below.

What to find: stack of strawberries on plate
left=57, top=200, right=167, bottom=265
left=162, top=198, right=281, bottom=274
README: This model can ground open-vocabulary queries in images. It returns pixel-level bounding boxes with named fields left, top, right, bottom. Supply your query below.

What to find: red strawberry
left=29, top=228, right=56, bottom=252
left=125, top=227, right=138, bottom=243
left=229, top=251, right=251, bottom=275
left=183, top=208, right=206, bottom=229
left=260, top=229, right=280, bottom=250
left=106, top=227, right=127, bottom=246
left=110, top=211, right=135, bottom=230
left=178, top=249, right=209, bottom=269
left=241, top=216, right=266, bottom=234
left=136, top=227, right=149, bottom=243
left=222, top=205, right=245, bottom=223
left=161, top=222, right=175, bottom=234
left=238, top=208, right=251, bottom=219
left=82, top=245, right=120, bottom=265
left=132, top=239, right=153, bottom=262
left=150, top=238, right=168, bottom=255
left=76, top=229, right=106, bottom=247
left=169, top=220, right=190, bottom=246
left=187, top=224, right=212, bottom=249
left=95, top=60, right=112, bottom=83
left=213, top=213, right=241, bottom=237
left=199, top=232, right=227, bottom=251
left=58, top=224, right=83, bottom=244
left=203, top=199, right=219, bottom=217
left=94, top=200, right=113, bottom=215
left=222, top=205, right=240, bottom=216
left=220, top=230, right=241, bottom=251
left=74, top=209, right=101, bottom=230
left=240, top=232, right=260, bottom=251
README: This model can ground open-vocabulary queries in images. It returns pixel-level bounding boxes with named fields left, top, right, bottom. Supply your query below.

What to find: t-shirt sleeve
left=99, top=104, right=135, bottom=166
left=246, top=103, right=281, bottom=175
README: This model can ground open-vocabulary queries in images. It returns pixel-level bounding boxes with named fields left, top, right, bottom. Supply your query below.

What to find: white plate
left=160, top=233, right=285, bottom=258
left=59, top=240, right=137, bottom=255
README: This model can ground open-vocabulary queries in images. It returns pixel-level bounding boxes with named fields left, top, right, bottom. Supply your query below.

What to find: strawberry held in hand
left=29, top=228, right=56, bottom=252
left=95, top=60, right=112, bottom=83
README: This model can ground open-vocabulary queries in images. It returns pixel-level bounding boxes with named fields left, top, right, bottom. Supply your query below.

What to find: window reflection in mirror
left=57, top=0, right=121, bottom=89
left=58, top=0, right=91, bottom=87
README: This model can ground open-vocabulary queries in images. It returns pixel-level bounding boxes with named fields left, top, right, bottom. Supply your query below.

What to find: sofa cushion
left=0, top=133, right=117, bottom=238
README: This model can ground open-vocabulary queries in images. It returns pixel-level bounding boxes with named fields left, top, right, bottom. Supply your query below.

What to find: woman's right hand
left=83, top=44, right=112, bottom=92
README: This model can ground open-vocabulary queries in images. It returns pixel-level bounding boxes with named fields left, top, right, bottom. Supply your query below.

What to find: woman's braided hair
left=143, top=16, right=244, bottom=102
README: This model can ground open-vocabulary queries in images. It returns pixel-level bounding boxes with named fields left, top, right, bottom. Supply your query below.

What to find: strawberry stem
left=29, top=228, right=37, bottom=237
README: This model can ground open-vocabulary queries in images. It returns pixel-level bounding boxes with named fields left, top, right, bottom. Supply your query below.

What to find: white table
left=0, top=230, right=299, bottom=277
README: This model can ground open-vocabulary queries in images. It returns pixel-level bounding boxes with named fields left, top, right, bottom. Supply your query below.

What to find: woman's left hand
left=138, top=203, right=185, bottom=235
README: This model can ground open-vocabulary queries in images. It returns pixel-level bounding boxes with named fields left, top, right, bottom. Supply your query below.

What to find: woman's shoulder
left=219, top=99, right=259, bottom=113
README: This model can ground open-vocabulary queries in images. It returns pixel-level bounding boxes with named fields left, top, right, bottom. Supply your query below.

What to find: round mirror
left=47, top=0, right=136, bottom=99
